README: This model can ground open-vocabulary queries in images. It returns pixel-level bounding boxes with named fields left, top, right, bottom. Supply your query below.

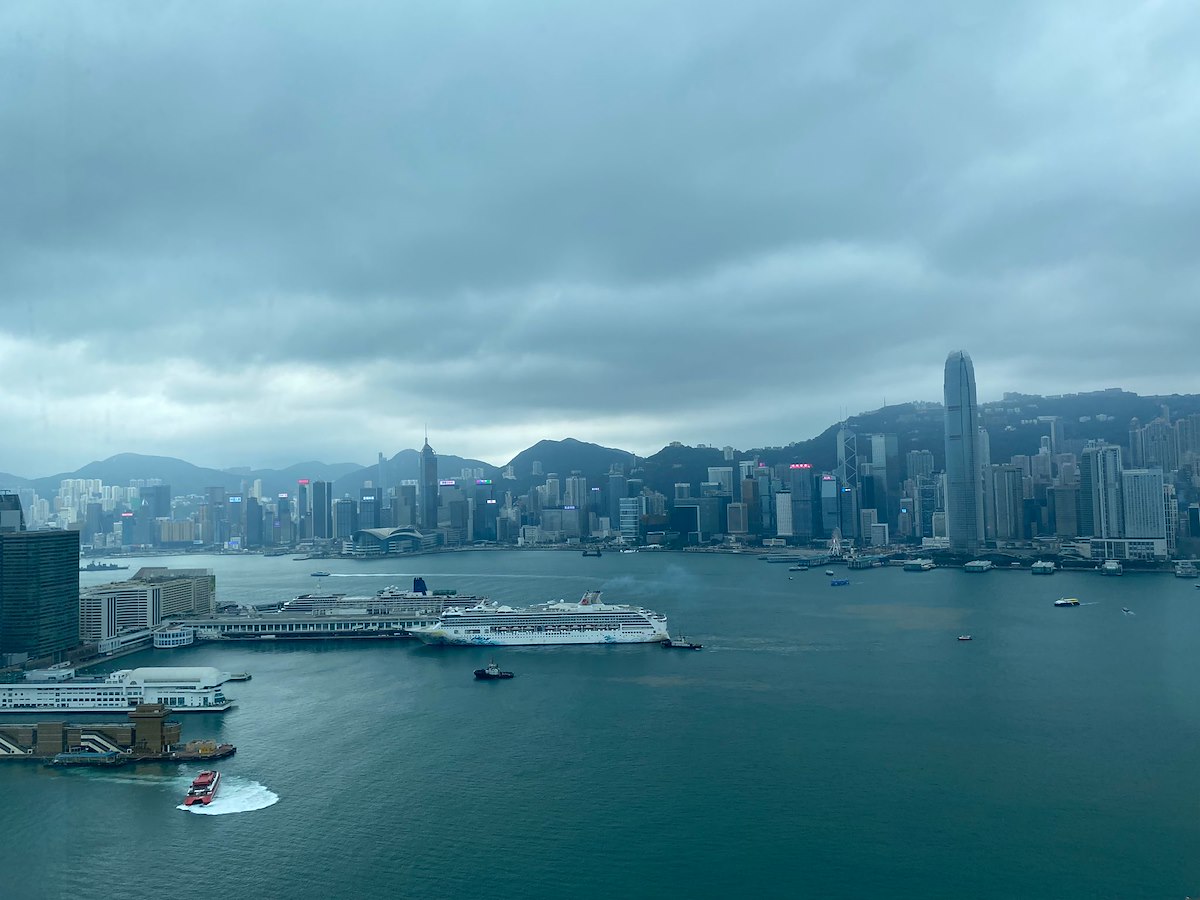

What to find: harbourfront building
left=943, top=351, right=984, bottom=553
left=0, top=666, right=233, bottom=713
left=79, top=568, right=215, bottom=645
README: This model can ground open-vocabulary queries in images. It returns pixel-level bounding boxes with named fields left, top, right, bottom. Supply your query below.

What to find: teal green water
left=5, top=551, right=1200, bottom=899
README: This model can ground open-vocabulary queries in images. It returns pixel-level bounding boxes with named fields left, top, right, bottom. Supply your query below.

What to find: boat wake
left=177, top=776, right=278, bottom=815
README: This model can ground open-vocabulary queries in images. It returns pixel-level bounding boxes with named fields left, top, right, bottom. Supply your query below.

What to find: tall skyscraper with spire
left=419, top=431, right=439, bottom=531
left=943, top=351, right=984, bottom=553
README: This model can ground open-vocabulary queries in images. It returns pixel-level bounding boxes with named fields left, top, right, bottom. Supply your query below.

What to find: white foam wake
left=177, top=775, right=279, bottom=815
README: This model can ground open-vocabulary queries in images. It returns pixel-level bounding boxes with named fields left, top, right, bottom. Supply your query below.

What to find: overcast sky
left=2, top=1, right=1198, bottom=476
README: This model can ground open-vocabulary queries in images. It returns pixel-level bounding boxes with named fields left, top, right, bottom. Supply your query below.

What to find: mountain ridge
left=3, top=388, right=1198, bottom=498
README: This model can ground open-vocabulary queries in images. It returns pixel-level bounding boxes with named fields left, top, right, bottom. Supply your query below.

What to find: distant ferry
left=1054, top=597, right=1080, bottom=607
left=80, top=561, right=129, bottom=572
left=964, top=560, right=994, bottom=573
left=1031, top=561, right=1056, bottom=575
left=1099, top=560, right=1123, bottom=576
left=310, top=571, right=331, bottom=578
left=184, top=770, right=221, bottom=806
left=903, top=559, right=935, bottom=572
left=407, top=591, right=669, bottom=646
left=1174, top=562, right=1198, bottom=578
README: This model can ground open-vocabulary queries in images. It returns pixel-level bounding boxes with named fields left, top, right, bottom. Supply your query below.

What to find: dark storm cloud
left=1, top=0, right=1198, bottom=474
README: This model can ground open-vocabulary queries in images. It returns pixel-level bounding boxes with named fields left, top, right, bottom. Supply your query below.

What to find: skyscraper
left=1080, top=444, right=1123, bottom=538
left=311, top=481, right=333, bottom=539
left=420, top=435, right=439, bottom=531
left=0, top=492, right=25, bottom=532
left=943, top=351, right=984, bottom=553
left=0, top=528, right=80, bottom=662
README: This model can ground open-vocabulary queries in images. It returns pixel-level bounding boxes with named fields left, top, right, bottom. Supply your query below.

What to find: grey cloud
left=2, top=1, right=1199, bottom=475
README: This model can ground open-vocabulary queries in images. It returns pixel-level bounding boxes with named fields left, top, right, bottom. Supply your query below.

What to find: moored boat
left=183, top=770, right=221, bottom=806
left=407, top=591, right=669, bottom=646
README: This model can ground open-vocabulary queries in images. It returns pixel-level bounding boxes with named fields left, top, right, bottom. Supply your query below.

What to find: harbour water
left=5, top=550, right=1200, bottom=899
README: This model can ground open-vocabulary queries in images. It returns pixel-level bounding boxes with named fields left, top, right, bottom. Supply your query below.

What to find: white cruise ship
left=407, top=591, right=670, bottom=646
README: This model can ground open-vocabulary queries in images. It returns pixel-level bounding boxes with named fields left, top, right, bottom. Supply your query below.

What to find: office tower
left=1048, top=416, right=1065, bottom=455
left=1128, top=418, right=1143, bottom=466
left=608, top=473, right=627, bottom=529
left=774, top=493, right=792, bottom=537
left=564, top=474, right=588, bottom=509
left=1079, top=444, right=1123, bottom=538
left=297, top=480, right=311, bottom=540
left=244, top=497, right=264, bottom=548
left=707, top=467, right=734, bottom=496
left=819, top=474, right=839, bottom=536
left=943, top=351, right=984, bottom=553
left=333, top=498, right=358, bottom=539
left=0, top=528, right=80, bottom=662
left=359, top=487, right=382, bottom=530
left=311, top=481, right=333, bottom=539
left=0, top=493, right=25, bottom=532
left=1048, top=485, right=1080, bottom=537
left=1140, top=420, right=1179, bottom=472
left=788, top=465, right=814, bottom=541
left=991, top=464, right=1024, bottom=541
left=275, top=494, right=295, bottom=545
left=420, top=436, right=439, bottom=530
left=1121, top=469, right=1165, bottom=539
left=906, top=450, right=934, bottom=482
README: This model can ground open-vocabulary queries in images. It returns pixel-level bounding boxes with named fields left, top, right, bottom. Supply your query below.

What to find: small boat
left=1122, top=607, right=1132, bottom=614
left=184, top=770, right=221, bottom=806
left=227, top=672, right=252, bottom=681
left=830, top=578, right=850, bottom=587
left=824, top=569, right=835, bottom=576
left=1053, top=597, right=1080, bottom=607
left=661, top=637, right=703, bottom=650
left=474, top=660, right=514, bottom=680
left=957, top=634, right=973, bottom=641
left=310, top=571, right=331, bottom=577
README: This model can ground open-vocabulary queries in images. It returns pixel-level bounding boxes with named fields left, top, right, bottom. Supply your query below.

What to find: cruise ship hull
left=409, top=628, right=667, bottom=647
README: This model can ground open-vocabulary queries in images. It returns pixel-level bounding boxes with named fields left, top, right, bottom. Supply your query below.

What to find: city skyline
left=3, top=3, right=1200, bottom=474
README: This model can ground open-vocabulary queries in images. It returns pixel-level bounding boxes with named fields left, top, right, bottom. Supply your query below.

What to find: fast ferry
left=184, top=770, right=221, bottom=806
left=407, top=591, right=669, bottom=646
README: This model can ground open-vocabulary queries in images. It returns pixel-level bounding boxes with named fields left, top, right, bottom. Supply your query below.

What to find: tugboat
left=183, top=770, right=221, bottom=806
left=473, top=659, right=514, bottom=680
left=661, top=636, right=703, bottom=650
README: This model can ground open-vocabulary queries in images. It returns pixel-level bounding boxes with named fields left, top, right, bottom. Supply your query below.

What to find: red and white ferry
left=184, top=770, right=221, bottom=806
